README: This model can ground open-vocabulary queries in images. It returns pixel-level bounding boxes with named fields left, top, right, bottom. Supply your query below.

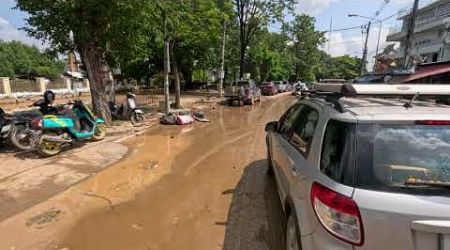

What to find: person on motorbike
left=33, top=90, right=59, bottom=115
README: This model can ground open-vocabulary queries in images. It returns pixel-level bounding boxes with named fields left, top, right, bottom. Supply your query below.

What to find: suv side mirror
left=265, top=121, right=278, bottom=132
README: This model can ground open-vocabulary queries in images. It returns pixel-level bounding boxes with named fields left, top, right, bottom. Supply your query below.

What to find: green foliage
left=116, top=0, right=224, bottom=85
left=247, top=31, right=292, bottom=82
left=0, top=40, right=64, bottom=78
left=234, top=0, right=297, bottom=77
left=285, top=14, right=325, bottom=82
left=315, top=51, right=362, bottom=80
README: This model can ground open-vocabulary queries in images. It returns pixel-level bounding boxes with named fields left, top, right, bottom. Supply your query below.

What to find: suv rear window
left=356, top=124, right=450, bottom=195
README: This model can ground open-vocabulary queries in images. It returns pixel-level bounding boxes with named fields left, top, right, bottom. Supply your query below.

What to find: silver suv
left=266, top=84, right=450, bottom=250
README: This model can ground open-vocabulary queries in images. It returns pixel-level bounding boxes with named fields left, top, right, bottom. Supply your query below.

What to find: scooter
left=109, top=92, right=145, bottom=125
left=8, top=99, right=59, bottom=151
left=32, top=98, right=107, bottom=157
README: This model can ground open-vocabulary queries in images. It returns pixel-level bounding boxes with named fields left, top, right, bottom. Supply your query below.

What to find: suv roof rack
left=315, top=83, right=450, bottom=96
left=303, top=84, right=450, bottom=113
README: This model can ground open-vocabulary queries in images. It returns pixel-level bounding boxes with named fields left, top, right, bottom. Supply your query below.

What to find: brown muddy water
left=1, top=95, right=295, bottom=250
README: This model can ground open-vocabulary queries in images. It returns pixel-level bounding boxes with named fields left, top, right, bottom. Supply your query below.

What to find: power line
left=324, top=25, right=363, bottom=33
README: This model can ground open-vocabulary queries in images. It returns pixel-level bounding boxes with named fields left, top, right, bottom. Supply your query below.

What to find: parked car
left=266, top=83, right=450, bottom=250
left=225, top=79, right=262, bottom=106
left=261, top=82, right=278, bottom=96
left=276, top=81, right=289, bottom=93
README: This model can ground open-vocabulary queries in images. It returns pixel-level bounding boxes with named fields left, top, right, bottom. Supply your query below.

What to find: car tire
left=286, top=211, right=302, bottom=250
left=267, top=144, right=274, bottom=176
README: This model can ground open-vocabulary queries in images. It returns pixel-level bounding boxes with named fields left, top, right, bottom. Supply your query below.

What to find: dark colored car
left=261, top=82, right=278, bottom=96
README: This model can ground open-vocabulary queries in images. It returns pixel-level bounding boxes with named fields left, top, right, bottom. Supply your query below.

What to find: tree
left=234, top=0, right=296, bottom=78
left=0, top=40, right=64, bottom=78
left=15, top=0, right=148, bottom=124
left=315, top=51, right=362, bottom=80
left=285, top=14, right=325, bottom=82
left=247, top=31, right=292, bottom=82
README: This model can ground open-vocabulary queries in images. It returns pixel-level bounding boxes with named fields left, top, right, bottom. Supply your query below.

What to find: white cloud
left=323, top=24, right=395, bottom=71
left=296, top=0, right=340, bottom=15
left=323, top=30, right=363, bottom=57
left=0, top=16, right=43, bottom=49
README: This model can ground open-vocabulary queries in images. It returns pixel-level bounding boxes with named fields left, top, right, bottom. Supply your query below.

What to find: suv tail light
left=31, top=118, right=43, bottom=130
left=416, top=120, right=450, bottom=125
left=310, top=182, right=364, bottom=246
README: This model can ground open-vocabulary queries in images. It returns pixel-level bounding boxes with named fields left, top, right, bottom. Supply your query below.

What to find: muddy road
left=0, top=95, right=295, bottom=250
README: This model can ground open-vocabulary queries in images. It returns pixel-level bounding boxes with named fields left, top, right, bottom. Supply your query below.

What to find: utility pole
left=218, top=21, right=227, bottom=98
left=163, top=12, right=171, bottom=115
left=328, top=18, right=333, bottom=55
left=360, top=22, right=372, bottom=76
left=374, top=21, right=383, bottom=71
left=403, top=0, right=420, bottom=68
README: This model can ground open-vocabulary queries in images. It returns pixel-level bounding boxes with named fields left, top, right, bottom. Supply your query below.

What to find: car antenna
left=404, top=93, right=420, bottom=109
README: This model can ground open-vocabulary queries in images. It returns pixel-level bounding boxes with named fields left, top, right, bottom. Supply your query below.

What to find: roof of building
left=400, top=0, right=450, bottom=19
left=393, top=61, right=450, bottom=82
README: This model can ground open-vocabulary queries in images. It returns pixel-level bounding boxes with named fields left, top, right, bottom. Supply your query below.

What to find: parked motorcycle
left=0, top=108, right=12, bottom=146
left=8, top=110, right=42, bottom=151
left=8, top=94, right=60, bottom=151
left=109, top=92, right=145, bottom=125
left=33, top=98, right=107, bottom=157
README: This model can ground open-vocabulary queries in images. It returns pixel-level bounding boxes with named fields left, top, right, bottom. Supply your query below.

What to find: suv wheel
left=286, top=212, right=302, bottom=250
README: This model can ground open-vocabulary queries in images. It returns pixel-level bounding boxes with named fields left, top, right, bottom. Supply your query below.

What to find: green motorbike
left=31, top=99, right=107, bottom=156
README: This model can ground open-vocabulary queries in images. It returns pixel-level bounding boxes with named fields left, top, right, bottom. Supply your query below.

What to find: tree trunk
left=239, top=44, right=246, bottom=79
left=239, top=21, right=246, bottom=79
left=79, top=45, right=112, bottom=125
left=163, top=40, right=171, bottom=115
left=172, top=59, right=181, bottom=109
left=218, top=21, right=227, bottom=98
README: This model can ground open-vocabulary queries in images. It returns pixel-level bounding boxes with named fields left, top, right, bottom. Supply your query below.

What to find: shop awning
left=401, top=63, right=450, bottom=82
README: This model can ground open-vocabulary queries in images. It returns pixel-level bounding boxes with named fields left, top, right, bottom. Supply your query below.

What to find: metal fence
left=10, top=79, right=38, bottom=93
left=47, top=78, right=66, bottom=90
left=72, top=79, right=85, bottom=89
left=115, top=88, right=164, bottom=106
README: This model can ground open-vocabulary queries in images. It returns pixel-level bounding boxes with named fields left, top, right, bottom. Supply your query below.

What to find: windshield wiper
left=404, top=180, right=450, bottom=189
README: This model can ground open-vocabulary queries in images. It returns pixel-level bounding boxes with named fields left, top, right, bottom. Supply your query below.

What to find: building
left=387, top=0, right=450, bottom=64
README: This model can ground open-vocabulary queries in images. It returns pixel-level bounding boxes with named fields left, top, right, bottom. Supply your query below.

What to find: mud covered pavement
left=0, top=95, right=295, bottom=250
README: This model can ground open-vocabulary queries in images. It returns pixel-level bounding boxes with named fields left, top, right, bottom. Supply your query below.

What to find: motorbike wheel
left=10, top=125, right=35, bottom=151
left=130, top=112, right=145, bottom=125
left=37, top=136, right=62, bottom=157
left=92, top=123, right=107, bottom=141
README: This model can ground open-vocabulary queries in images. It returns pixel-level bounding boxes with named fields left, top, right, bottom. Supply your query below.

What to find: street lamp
left=348, top=14, right=384, bottom=73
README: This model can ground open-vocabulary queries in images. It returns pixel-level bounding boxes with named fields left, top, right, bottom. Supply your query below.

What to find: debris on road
left=140, top=161, right=158, bottom=171
left=26, top=208, right=61, bottom=228
left=193, top=111, right=210, bottom=122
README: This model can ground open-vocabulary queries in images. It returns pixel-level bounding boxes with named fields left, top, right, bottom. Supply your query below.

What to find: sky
left=0, top=0, right=439, bottom=66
